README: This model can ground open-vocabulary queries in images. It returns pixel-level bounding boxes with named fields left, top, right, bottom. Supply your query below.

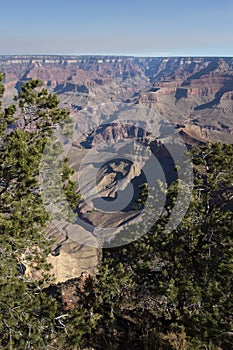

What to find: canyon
left=2, top=55, right=233, bottom=142
left=1, top=55, right=233, bottom=282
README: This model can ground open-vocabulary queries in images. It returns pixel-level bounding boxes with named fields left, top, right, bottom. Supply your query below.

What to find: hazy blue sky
left=1, top=0, right=233, bottom=56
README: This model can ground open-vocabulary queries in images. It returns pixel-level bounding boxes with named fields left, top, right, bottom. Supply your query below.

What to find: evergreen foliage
left=0, top=74, right=79, bottom=349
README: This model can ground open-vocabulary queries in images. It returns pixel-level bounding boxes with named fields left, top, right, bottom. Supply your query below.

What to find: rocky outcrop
left=81, top=122, right=151, bottom=148
left=45, top=222, right=99, bottom=283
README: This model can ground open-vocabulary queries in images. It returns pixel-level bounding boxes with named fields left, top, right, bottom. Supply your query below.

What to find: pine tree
left=0, top=74, right=80, bottom=349
left=96, top=142, right=233, bottom=349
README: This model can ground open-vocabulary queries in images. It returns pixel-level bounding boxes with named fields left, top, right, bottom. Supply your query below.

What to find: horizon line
left=0, top=53, right=233, bottom=58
